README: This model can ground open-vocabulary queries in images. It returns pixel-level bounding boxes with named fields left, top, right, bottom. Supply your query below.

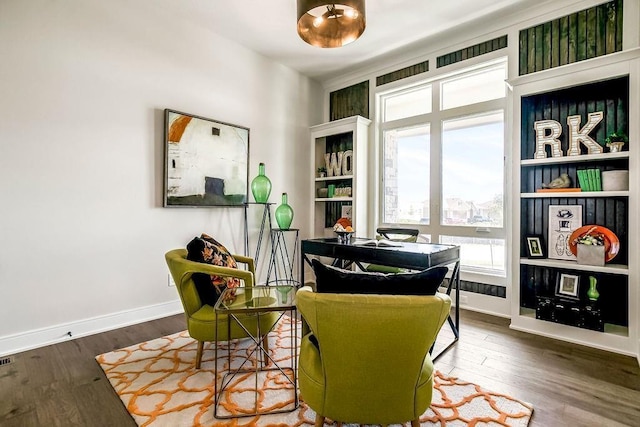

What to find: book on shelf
left=578, top=168, right=602, bottom=192
left=593, top=168, right=602, bottom=191
left=536, top=188, right=581, bottom=193
left=354, top=239, right=402, bottom=247
left=577, top=169, right=589, bottom=191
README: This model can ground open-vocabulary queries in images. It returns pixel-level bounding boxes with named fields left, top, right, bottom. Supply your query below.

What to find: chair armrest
left=180, top=264, right=254, bottom=288
left=296, top=286, right=315, bottom=337
left=232, top=254, right=255, bottom=274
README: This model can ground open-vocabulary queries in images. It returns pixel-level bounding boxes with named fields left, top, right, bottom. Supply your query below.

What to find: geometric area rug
left=96, top=320, right=533, bottom=426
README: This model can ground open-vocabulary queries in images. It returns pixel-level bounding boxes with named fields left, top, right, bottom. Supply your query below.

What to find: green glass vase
left=587, top=276, right=600, bottom=301
left=275, top=193, right=294, bottom=230
left=250, top=163, right=271, bottom=203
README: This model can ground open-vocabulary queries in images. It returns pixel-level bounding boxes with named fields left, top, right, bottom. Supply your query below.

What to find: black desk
left=300, top=237, right=461, bottom=361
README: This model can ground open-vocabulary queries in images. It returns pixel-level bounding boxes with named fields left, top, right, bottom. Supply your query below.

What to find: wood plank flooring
left=1, top=310, right=638, bottom=426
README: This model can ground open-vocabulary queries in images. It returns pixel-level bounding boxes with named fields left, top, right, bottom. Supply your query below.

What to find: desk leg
left=432, top=260, right=460, bottom=362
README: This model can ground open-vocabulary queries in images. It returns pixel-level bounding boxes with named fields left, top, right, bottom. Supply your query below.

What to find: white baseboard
left=0, top=300, right=183, bottom=358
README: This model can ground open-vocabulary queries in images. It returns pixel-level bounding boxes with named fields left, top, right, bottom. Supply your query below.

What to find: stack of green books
left=577, top=168, right=602, bottom=191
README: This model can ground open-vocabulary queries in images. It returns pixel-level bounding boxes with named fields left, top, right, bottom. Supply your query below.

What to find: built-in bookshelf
left=509, top=49, right=639, bottom=357
left=309, top=116, right=370, bottom=238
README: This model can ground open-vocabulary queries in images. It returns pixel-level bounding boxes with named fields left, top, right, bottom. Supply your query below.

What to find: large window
left=378, top=59, right=507, bottom=278
left=383, top=125, right=430, bottom=224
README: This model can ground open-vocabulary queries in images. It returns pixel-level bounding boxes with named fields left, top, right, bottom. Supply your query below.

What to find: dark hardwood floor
left=1, top=309, right=638, bottom=426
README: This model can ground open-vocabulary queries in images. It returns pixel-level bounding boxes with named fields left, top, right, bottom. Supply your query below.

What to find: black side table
left=266, top=228, right=300, bottom=286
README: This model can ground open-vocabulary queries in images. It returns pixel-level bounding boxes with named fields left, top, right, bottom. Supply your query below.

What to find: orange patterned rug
left=97, top=320, right=533, bottom=426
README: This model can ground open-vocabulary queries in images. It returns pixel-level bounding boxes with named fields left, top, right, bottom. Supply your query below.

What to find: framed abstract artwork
left=547, top=205, right=582, bottom=260
left=164, top=109, right=249, bottom=207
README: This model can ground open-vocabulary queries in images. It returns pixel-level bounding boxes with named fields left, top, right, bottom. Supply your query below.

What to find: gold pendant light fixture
left=297, top=1, right=366, bottom=48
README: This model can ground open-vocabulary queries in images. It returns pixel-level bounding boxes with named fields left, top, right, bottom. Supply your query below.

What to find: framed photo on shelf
left=548, top=205, right=582, bottom=261
left=556, top=273, right=580, bottom=299
left=526, top=235, right=545, bottom=258
left=163, top=109, right=249, bottom=207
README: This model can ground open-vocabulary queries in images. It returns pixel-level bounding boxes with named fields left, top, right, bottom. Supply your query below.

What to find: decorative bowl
left=335, top=231, right=353, bottom=244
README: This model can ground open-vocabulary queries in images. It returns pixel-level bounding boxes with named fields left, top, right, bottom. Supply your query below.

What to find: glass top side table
left=213, top=285, right=298, bottom=418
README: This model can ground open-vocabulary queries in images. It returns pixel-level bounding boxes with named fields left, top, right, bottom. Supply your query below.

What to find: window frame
left=375, top=57, right=508, bottom=284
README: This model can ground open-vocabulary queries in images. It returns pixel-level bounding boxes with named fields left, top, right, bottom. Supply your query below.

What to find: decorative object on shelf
left=601, top=170, right=629, bottom=191
left=296, top=0, right=366, bottom=48
left=251, top=162, right=272, bottom=203
left=568, top=225, right=620, bottom=263
left=566, top=112, right=603, bottom=156
left=334, top=184, right=352, bottom=197
left=556, top=273, right=580, bottom=300
left=325, top=152, right=343, bottom=177
left=548, top=205, right=583, bottom=261
left=577, top=243, right=605, bottom=266
left=164, top=109, right=249, bottom=207
left=541, top=173, right=571, bottom=189
left=275, top=193, right=294, bottom=230
left=327, top=184, right=335, bottom=198
left=533, top=111, right=604, bottom=159
left=317, top=187, right=328, bottom=198
left=341, top=149, right=354, bottom=175
left=317, top=166, right=327, bottom=178
left=604, top=131, right=627, bottom=153
left=587, top=276, right=600, bottom=301
left=341, top=205, right=352, bottom=219
left=525, top=235, right=545, bottom=258
left=533, top=119, right=563, bottom=159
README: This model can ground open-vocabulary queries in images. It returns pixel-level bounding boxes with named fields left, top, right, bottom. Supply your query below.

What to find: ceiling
left=158, top=0, right=545, bottom=81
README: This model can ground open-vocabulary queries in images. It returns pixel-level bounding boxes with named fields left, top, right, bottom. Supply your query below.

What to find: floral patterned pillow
left=186, top=234, right=240, bottom=305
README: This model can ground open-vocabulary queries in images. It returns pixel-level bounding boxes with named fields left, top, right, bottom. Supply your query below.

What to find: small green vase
left=250, top=163, right=271, bottom=203
left=587, top=276, right=600, bottom=301
left=275, top=193, right=294, bottom=230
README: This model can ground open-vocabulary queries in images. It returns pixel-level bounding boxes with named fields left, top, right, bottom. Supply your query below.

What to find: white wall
left=0, top=0, right=322, bottom=356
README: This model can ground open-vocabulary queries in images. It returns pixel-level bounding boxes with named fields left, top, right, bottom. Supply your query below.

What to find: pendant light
left=297, top=1, right=366, bottom=48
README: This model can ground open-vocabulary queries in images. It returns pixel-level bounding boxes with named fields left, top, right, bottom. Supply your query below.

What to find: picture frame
left=548, top=205, right=583, bottom=260
left=556, top=273, right=580, bottom=299
left=526, top=235, right=545, bottom=258
left=164, top=109, right=249, bottom=207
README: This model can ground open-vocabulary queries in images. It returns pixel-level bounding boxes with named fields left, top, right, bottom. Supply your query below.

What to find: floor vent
left=0, top=356, right=13, bottom=366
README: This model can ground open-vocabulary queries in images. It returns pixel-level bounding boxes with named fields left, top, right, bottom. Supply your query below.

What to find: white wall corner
left=0, top=300, right=183, bottom=358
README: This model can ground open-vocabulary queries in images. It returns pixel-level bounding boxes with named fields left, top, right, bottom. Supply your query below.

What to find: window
left=378, top=59, right=507, bottom=279
left=383, top=125, right=430, bottom=224
left=441, top=64, right=507, bottom=110
left=383, top=86, right=432, bottom=122
left=442, top=111, right=504, bottom=228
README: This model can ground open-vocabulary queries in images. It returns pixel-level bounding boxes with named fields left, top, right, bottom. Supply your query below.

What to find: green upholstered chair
left=165, top=249, right=280, bottom=369
left=296, top=287, right=452, bottom=427
left=365, top=227, right=421, bottom=273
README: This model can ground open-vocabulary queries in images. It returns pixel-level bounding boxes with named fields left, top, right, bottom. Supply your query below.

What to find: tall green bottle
left=250, top=163, right=271, bottom=203
left=275, top=193, right=294, bottom=230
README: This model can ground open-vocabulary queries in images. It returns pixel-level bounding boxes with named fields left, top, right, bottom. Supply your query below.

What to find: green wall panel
left=329, top=81, right=369, bottom=121
left=519, top=0, right=623, bottom=75
left=376, top=61, right=429, bottom=86
left=436, top=35, right=507, bottom=68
